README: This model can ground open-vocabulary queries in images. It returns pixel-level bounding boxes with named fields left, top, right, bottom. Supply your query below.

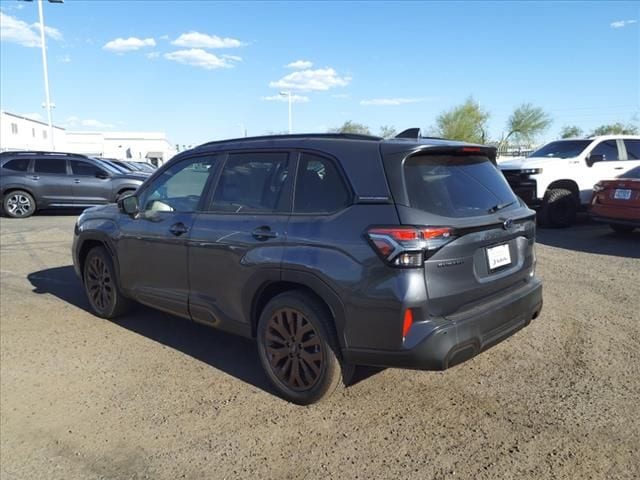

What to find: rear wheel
left=83, top=246, right=131, bottom=318
left=610, top=224, right=635, bottom=234
left=257, top=291, right=343, bottom=405
left=3, top=190, right=36, bottom=218
left=539, top=188, right=577, bottom=228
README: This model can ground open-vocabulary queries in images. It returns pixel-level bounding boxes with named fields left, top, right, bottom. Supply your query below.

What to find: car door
left=188, top=151, right=292, bottom=335
left=69, top=159, right=112, bottom=205
left=32, top=157, right=75, bottom=206
left=582, top=140, right=623, bottom=204
left=117, top=154, right=218, bottom=318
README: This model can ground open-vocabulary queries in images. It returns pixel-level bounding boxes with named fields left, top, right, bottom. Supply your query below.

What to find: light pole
left=279, top=91, right=292, bottom=134
left=237, top=123, right=247, bottom=137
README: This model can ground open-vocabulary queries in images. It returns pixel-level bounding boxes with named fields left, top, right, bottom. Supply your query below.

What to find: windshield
left=529, top=140, right=591, bottom=159
left=93, top=158, right=125, bottom=175
left=125, top=162, right=145, bottom=171
left=404, top=155, right=518, bottom=218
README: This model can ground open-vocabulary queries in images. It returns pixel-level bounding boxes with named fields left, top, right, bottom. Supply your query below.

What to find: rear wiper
left=487, top=201, right=515, bottom=214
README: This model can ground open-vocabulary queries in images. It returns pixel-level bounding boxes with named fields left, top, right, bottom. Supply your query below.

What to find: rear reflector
left=403, top=309, right=414, bottom=338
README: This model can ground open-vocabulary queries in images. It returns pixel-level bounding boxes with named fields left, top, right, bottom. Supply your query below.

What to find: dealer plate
left=614, top=189, right=632, bottom=200
left=487, top=243, right=511, bottom=270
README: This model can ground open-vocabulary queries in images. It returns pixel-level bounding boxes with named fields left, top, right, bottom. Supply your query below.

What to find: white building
left=0, top=111, right=177, bottom=166
left=0, top=111, right=66, bottom=151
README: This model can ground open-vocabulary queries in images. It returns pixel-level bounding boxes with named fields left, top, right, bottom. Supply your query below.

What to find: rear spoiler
left=406, top=145, right=498, bottom=166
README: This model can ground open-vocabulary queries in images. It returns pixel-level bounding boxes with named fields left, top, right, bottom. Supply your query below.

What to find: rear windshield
left=404, top=155, right=518, bottom=218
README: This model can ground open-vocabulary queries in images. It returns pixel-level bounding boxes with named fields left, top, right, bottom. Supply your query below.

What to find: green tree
left=378, top=125, right=397, bottom=138
left=590, top=122, right=639, bottom=136
left=329, top=120, right=371, bottom=135
left=502, top=103, right=552, bottom=145
left=559, top=125, right=583, bottom=138
left=435, top=97, right=489, bottom=143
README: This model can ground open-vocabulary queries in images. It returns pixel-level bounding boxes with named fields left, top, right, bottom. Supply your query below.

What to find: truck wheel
left=3, top=190, right=36, bottom=218
left=257, top=291, right=344, bottom=405
left=539, top=188, right=577, bottom=228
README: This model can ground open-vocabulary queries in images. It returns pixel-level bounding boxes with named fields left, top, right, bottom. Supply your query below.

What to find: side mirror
left=586, top=154, right=604, bottom=167
left=118, top=194, right=139, bottom=216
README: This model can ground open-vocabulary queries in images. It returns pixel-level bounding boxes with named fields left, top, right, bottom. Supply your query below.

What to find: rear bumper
left=343, top=278, right=543, bottom=370
left=591, top=216, right=640, bottom=228
left=590, top=204, right=640, bottom=226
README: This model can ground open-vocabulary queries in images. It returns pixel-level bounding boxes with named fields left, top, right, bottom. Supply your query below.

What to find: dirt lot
left=1, top=213, right=638, bottom=480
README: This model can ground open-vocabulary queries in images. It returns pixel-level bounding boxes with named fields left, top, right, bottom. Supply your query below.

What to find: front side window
left=70, top=160, right=106, bottom=177
left=3, top=158, right=30, bottom=172
left=34, top=158, right=67, bottom=174
left=591, top=141, right=619, bottom=161
left=140, top=156, right=215, bottom=213
left=624, top=140, right=640, bottom=160
left=294, top=153, right=351, bottom=213
left=211, top=152, right=290, bottom=213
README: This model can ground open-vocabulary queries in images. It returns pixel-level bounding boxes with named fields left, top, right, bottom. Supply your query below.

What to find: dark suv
left=72, top=133, right=543, bottom=404
left=0, top=151, right=147, bottom=218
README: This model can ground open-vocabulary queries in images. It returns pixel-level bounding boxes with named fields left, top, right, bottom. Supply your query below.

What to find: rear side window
left=3, top=158, right=30, bottom=172
left=212, top=152, right=290, bottom=213
left=294, top=154, right=351, bottom=214
left=404, top=155, right=517, bottom=218
left=624, top=140, right=640, bottom=160
left=34, top=158, right=67, bottom=174
left=591, top=141, right=619, bottom=161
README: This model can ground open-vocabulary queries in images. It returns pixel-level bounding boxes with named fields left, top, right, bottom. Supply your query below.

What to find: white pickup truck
left=499, top=135, right=640, bottom=226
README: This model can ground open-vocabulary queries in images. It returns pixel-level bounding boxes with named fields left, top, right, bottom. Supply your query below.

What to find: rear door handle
left=169, top=222, right=189, bottom=236
left=74, top=179, right=81, bottom=183
left=31, top=175, right=40, bottom=180
left=252, top=226, right=278, bottom=240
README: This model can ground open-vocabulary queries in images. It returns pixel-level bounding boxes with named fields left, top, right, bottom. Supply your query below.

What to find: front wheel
left=539, top=188, right=577, bottom=228
left=3, top=190, right=36, bottom=218
left=257, top=291, right=343, bottom=405
left=83, top=246, right=131, bottom=319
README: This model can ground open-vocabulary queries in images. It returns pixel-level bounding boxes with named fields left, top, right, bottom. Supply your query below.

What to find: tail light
left=593, top=182, right=605, bottom=193
left=366, top=226, right=455, bottom=267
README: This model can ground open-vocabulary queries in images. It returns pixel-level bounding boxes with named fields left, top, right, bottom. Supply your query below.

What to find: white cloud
left=171, top=31, right=245, bottom=49
left=269, top=68, right=351, bottom=92
left=0, top=12, right=62, bottom=48
left=103, top=37, right=156, bottom=53
left=610, top=19, right=638, bottom=28
left=262, top=94, right=310, bottom=103
left=58, top=54, right=71, bottom=63
left=164, top=48, right=238, bottom=69
left=64, top=116, right=114, bottom=130
left=360, top=97, right=427, bottom=106
left=286, top=59, right=313, bottom=69
left=222, top=54, right=243, bottom=62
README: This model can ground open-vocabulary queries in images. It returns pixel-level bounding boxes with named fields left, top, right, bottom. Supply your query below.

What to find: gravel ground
left=1, top=213, right=639, bottom=480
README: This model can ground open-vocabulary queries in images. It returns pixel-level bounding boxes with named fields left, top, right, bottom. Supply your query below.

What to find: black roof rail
left=196, top=132, right=382, bottom=149
left=0, top=150, right=89, bottom=158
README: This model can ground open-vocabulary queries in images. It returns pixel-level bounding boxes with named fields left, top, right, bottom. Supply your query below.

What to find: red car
left=590, top=166, right=640, bottom=233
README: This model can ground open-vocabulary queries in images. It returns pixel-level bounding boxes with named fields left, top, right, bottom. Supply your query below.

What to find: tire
left=257, top=291, right=343, bottom=405
left=3, top=190, right=36, bottom=218
left=539, top=188, right=577, bottom=228
left=610, top=224, right=635, bottom=234
left=82, top=246, right=131, bottom=319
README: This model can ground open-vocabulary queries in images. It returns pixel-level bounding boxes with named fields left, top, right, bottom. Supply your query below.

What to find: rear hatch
left=382, top=145, right=536, bottom=318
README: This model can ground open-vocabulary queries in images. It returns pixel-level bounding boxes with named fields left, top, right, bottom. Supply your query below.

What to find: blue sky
left=1, top=0, right=638, bottom=146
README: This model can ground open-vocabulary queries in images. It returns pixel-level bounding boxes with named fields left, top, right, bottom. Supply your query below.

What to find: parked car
left=500, top=136, right=640, bottom=227
left=0, top=151, right=147, bottom=218
left=590, top=165, right=640, bottom=233
left=72, top=132, right=543, bottom=404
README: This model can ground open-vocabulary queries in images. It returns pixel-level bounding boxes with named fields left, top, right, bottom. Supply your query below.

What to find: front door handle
left=74, top=179, right=81, bottom=183
left=252, top=226, right=278, bottom=240
left=169, top=222, right=189, bottom=236
left=31, top=175, right=40, bottom=180
left=614, top=167, right=624, bottom=170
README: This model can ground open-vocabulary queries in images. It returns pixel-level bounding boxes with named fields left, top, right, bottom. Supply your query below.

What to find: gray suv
left=72, top=133, right=543, bottom=404
left=0, top=151, right=147, bottom=218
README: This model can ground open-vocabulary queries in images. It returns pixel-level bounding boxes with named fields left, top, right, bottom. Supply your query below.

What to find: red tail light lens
left=403, top=309, right=414, bottom=338
left=367, top=226, right=455, bottom=267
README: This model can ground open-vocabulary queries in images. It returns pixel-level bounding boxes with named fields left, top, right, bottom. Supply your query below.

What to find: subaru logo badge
left=503, top=218, right=514, bottom=230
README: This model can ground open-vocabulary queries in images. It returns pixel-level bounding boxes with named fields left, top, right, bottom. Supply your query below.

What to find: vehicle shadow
left=27, top=265, right=274, bottom=395
left=537, top=217, right=639, bottom=259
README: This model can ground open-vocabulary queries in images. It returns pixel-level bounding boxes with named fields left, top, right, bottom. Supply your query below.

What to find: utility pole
left=37, top=0, right=55, bottom=149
